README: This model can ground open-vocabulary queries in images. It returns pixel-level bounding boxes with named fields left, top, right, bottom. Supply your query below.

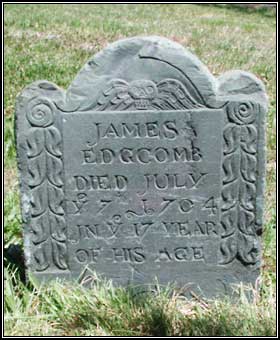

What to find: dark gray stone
left=15, top=36, right=268, bottom=298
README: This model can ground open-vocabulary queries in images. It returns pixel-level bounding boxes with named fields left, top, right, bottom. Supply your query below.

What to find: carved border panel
left=220, top=101, right=261, bottom=265
left=25, top=96, right=68, bottom=272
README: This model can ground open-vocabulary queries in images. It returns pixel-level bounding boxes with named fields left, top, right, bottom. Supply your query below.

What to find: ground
left=4, top=4, right=276, bottom=336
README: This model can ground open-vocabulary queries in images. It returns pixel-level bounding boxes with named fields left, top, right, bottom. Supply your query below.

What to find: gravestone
left=15, top=36, right=268, bottom=297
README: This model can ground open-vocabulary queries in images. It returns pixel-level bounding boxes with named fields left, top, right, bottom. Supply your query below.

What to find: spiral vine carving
left=26, top=97, right=68, bottom=271
left=227, top=101, right=257, bottom=125
left=27, top=97, right=55, bottom=127
left=219, top=101, right=260, bottom=265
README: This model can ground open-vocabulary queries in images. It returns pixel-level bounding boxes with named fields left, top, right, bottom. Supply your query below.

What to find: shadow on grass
left=4, top=244, right=26, bottom=283
left=197, top=4, right=276, bottom=17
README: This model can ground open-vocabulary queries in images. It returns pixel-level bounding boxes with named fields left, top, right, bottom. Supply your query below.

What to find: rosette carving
left=25, top=96, right=68, bottom=271
left=227, top=101, right=258, bottom=125
left=27, top=97, right=55, bottom=127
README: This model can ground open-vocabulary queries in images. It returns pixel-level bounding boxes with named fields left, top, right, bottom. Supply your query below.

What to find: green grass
left=4, top=3, right=276, bottom=336
left=4, top=267, right=276, bottom=336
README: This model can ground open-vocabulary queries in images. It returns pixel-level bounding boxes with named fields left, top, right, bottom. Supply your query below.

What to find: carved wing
left=96, top=79, right=134, bottom=110
left=152, top=79, right=205, bottom=110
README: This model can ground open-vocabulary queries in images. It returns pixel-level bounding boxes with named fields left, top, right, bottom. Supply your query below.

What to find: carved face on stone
left=128, top=80, right=158, bottom=109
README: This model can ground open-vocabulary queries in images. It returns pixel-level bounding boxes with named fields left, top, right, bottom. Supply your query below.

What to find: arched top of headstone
left=33, top=35, right=267, bottom=113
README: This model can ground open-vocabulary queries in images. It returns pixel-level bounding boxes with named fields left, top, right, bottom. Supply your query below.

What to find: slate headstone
left=15, top=36, right=268, bottom=297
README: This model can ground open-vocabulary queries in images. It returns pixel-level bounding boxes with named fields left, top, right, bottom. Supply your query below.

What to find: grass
left=4, top=267, right=276, bottom=337
left=4, top=3, right=276, bottom=337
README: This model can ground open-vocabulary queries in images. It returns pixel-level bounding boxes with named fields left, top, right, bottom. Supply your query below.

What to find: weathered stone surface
left=15, top=36, right=268, bottom=297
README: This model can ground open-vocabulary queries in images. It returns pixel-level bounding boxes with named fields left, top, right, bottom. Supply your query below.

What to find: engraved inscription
left=155, top=246, right=205, bottom=262
left=63, top=109, right=223, bottom=273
